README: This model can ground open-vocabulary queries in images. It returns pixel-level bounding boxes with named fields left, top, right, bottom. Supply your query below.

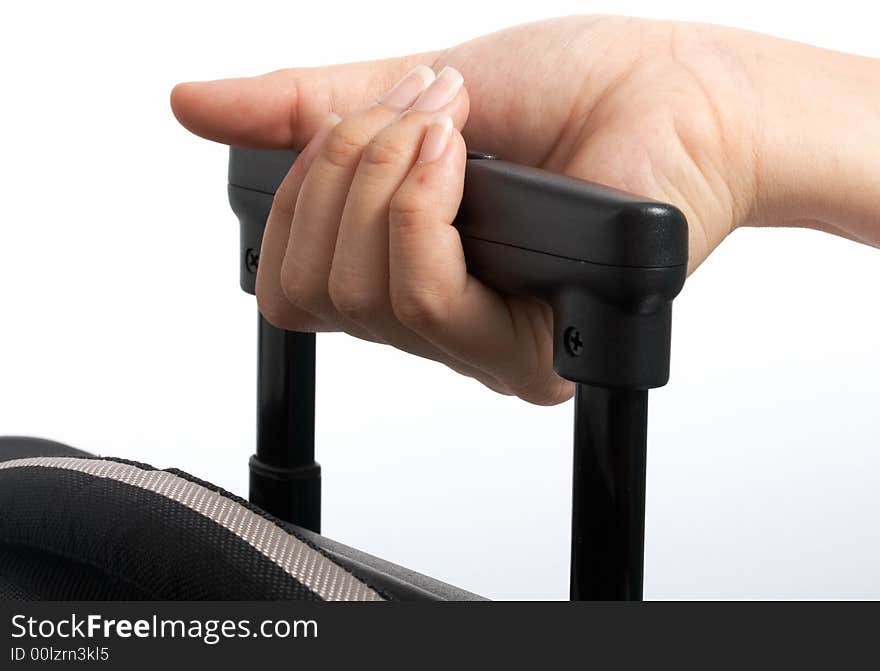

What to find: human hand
left=171, top=16, right=880, bottom=404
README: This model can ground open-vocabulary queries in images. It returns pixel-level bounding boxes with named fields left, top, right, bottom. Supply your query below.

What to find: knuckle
left=390, top=286, right=449, bottom=331
left=280, top=260, right=324, bottom=315
left=321, top=122, right=368, bottom=169
left=327, top=272, right=384, bottom=323
left=256, top=290, right=300, bottom=331
left=361, top=135, right=408, bottom=174
left=389, top=188, right=427, bottom=228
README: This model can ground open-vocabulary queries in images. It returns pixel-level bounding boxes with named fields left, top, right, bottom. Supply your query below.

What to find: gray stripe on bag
left=0, top=457, right=383, bottom=602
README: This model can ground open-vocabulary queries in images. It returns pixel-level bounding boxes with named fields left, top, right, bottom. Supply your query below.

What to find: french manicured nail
left=418, top=115, right=453, bottom=162
left=379, top=65, right=435, bottom=109
left=412, top=66, right=464, bottom=112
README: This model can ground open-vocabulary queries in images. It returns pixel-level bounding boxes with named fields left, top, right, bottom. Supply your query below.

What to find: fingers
left=388, top=123, right=572, bottom=405
left=255, top=66, right=434, bottom=334
left=255, top=111, right=340, bottom=331
left=322, top=104, right=513, bottom=391
left=254, top=64, right=504, bottom=389
left=329, top=69, right=468, bottom=332
left=170, top=54, right=439, bottom=148
left=280, top=67, right=466, bottom=328
left=248, top=60, right=568, bottom=403
left=324, top=82, right=509, bottom=387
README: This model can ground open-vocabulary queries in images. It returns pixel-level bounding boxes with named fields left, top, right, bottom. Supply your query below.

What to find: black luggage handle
left=229, top=147, right=687, bottom=390
left=227, top=146, right=689, bottom=600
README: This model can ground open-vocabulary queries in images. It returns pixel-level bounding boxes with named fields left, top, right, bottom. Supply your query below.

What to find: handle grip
left=228, top=147, right=687, bottom=389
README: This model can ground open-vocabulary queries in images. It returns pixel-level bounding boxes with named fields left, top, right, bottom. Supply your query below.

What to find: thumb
left=170, top=52, right=440, bottom=149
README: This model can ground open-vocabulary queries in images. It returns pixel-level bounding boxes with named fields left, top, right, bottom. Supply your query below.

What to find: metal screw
left=245, top=248, right=260, bottom=273
left=564, top=327, right=584, bottom=357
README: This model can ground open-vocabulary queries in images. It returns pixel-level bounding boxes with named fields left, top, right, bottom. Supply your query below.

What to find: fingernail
left=418, top=115, right=453, bottom=162
left=411, top=66, right=464, bottom=112
left=379, top=65, right=435, bottom=110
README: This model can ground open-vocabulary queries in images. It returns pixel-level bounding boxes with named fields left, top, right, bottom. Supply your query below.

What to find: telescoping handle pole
left=228, top=149, right=321, bottom=532
left=227, top=147, right=688, bottom=599
left=251, top=318, right=320, bottom=533
left=571, top=385, right=648, bottom=600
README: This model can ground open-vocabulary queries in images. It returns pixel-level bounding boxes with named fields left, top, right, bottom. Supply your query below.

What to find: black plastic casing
left=228, top=147, right=688, bottom=390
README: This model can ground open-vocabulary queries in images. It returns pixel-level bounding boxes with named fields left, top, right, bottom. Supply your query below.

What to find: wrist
left=747, top=37, right=880, bottom=244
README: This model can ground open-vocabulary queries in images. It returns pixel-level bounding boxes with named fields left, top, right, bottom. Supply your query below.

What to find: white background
left=1, top=1, right=878, bottom=599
